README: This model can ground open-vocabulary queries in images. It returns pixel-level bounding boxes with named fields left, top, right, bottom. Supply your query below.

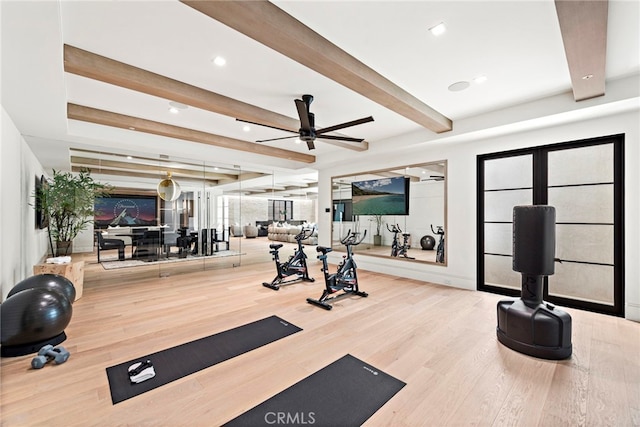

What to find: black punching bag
left=496, top=205, right=572, bottom=360
left=513, top=205, right=555, bottom=307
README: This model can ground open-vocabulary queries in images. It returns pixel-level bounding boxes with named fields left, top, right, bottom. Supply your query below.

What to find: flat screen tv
left=94, top=195, right=158, bottom=228
left=351, top=176, right=410, bottom=216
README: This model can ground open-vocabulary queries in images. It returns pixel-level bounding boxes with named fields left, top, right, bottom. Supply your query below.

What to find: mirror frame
left=330, top=160, right=447, bottom=266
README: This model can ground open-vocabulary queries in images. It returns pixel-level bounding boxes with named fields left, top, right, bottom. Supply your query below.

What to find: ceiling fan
left=237, top=94, right=373, bottom=150
left=421, top=175, right=445, bottom=182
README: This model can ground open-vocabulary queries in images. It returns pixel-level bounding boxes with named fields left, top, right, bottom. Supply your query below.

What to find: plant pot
left=55, top=241, right=73, bottom=257
left=373, top=235, right=382, bottom=246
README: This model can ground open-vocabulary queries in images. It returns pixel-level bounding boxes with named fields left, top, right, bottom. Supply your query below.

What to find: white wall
left=227, top=195, right=317, bottom=227
left=1, top=106, right=49, bottom=301
left=318, top=109, right=639, bottom=321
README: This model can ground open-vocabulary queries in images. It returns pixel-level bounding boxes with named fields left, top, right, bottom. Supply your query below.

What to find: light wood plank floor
left=1, top=246, right=639, bottom=426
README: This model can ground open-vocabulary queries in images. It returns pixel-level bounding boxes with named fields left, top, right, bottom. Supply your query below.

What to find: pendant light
left=157, top=172, right=181, bottom=201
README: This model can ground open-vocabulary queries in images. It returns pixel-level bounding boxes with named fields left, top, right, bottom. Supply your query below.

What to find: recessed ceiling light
left=212, top=56, right=226, bottom=67
left=473, top=75, right=488, bottom=84
left=126, top=155, right=133, bottom=160
left=448, top=81, right=470, bottom=92
left=428, top=22, right=446, bottom=36
left=242, top=125, right=251, bottom=132
left=168, top=107, right=179, bottom=114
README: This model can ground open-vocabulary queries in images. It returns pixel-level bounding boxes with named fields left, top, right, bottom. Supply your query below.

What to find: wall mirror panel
left=85, top=146, right=319, bottom=278
left=331, top=161, right=447, bottom=265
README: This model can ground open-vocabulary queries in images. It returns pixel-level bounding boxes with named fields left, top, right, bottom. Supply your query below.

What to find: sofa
left=267, top=222, right=318, bottom=245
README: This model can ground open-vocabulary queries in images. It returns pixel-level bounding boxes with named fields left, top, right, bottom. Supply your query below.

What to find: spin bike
left=306, top=230, right=368, bottom=310
left=431, top=224, right=445, bottom=264
left=387, top=223, right=414, bottom=259
left=262, top=227, right=315, bottom=290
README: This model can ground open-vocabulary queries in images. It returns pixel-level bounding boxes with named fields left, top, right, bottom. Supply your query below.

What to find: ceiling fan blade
left=317, top=134, right=364, bottom=143
left=235, top=118, right=296, bottom=134
left=256, top=135, right=300, bottom=143
left=295, top=98, right=312, bottom=131
left=316, top=116, right=374, bottom=135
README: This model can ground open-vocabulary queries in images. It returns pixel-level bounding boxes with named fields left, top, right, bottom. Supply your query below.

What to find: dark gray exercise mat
left=106, top=315, right=302, bottom=404
left=224, top=354, right=406, bottom=426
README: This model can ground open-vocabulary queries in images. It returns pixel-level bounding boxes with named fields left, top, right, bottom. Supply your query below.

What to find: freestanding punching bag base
left=496, top=299, right=572, bottom=360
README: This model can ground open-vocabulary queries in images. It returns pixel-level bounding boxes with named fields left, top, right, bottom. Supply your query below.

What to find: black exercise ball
left=1, top=288, right=73, bottom=347
left=420, top=235, right=436, bottom=250
left=8, top=274, right=76, bottom=303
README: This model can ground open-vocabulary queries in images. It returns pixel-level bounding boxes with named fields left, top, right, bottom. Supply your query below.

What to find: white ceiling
left=2, top=0, right=639, bottom=193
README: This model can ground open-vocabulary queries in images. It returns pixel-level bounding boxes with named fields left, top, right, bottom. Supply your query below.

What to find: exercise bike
left=306, top=230, right=368, bottom=310
left=387, top=223, right=414, bottom=259
left=262, top=227, right=315, bottom=290
left=431, top=224, right=445, bottom=264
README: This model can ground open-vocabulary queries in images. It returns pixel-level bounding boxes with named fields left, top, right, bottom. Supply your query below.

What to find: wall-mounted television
left=94, top=195, right=158, bottom=228
left=351, top=176, right=410, bottom=216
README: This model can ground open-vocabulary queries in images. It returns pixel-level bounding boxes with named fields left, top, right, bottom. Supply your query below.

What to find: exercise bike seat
left=316, top=246, right=332, bottom=255
left=269, top=243, right=284, bottom=250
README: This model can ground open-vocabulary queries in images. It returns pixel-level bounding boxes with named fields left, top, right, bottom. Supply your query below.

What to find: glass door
left=478, top=134, right=624, bottom=316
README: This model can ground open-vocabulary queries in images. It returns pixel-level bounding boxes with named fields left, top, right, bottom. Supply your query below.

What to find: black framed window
left=477, top=134, right=624, bottom=317
left=269, top=200, right=293, bottom=222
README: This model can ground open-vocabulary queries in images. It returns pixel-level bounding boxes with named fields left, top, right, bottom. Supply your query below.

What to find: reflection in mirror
left=331, top=161, right=447, bottom=265
left=78, top=146, right=319, bottom=279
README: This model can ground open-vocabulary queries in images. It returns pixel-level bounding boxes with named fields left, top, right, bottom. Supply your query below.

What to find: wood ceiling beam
left=63, top=44, right=366, bottom=151
left=71, top=165, right=220, bottom=186
left=70, top=156, right=238, bottom=181
left=71, top=156, right=231, bottom=181
left=555, top=0, right=608, bottom=101
left=181, top=0, right=452, bottom=133
left=67, top=103, right=316, bottom=164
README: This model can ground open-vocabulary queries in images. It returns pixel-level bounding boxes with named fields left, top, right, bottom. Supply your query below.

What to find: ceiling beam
left=67, top=103, right=316, bottom=164
left=181, top=0, right=452, bottom=133
left=71, top=165, right=220, bottom=186
left=63, top=44, right=366, bottom=151
left=555, top=0, right=608, bottom=101
left=70, top=156, right=240, bottom=181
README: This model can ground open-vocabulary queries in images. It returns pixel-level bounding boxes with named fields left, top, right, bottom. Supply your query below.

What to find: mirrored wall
left=331, top=161, right=447, bottom=265
left=83, top=148, right=318, bottom=279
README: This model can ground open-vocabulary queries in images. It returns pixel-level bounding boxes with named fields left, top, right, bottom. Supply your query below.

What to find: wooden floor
left=1, top=247, right=639, bottom=426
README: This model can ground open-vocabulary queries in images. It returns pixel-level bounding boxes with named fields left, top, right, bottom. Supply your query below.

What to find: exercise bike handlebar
left=431, top=224, right=444, bottom=235
left=295, top=226, right=316, bottom=241
left=341, top=229, right=367, bottom=246
left=386, top=223, right=401, bottom=233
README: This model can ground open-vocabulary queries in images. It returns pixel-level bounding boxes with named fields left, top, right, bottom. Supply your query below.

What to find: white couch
left=267, top=223, right=318, bottom=245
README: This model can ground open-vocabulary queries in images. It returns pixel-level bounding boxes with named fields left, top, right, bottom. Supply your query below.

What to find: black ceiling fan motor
left=236, top=93, right=373, bottom=151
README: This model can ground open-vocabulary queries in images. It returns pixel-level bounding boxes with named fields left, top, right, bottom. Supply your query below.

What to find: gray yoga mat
left=106, top=315, right=302, bottom=404
left=224, top=354, right=406, bottom=426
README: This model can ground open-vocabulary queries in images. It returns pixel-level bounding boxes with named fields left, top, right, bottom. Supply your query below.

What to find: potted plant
left=370, top=215, right=384, bottom=246
left=35, top=168, right=111, bottom=256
